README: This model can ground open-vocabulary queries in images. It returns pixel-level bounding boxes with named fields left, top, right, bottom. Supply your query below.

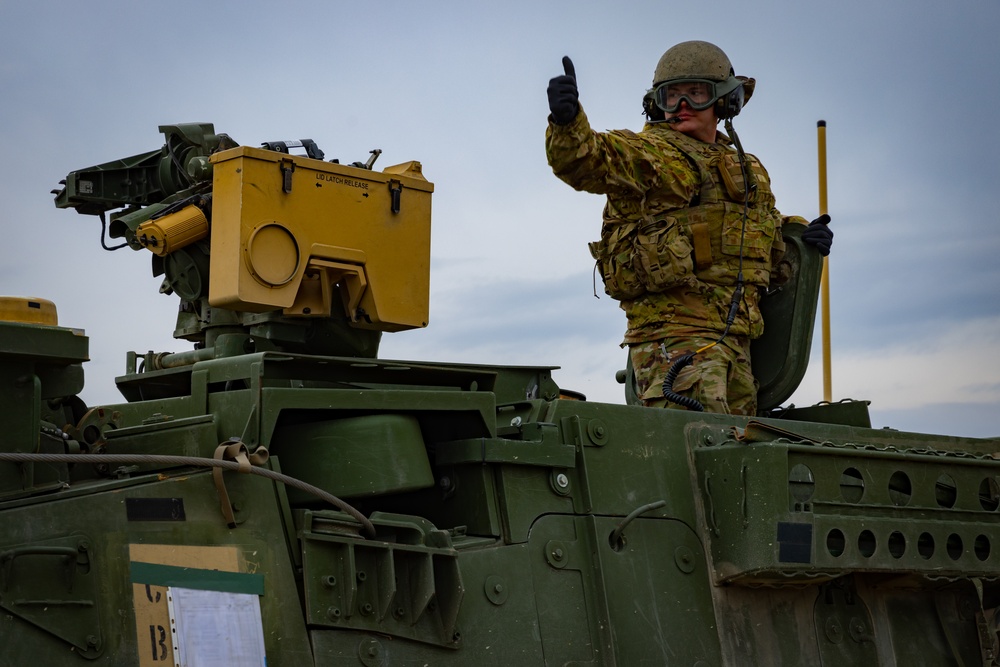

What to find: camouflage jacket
left=545, top=107, right=806, bottom=343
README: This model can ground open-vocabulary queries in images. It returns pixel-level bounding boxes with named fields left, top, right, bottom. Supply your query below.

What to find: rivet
left=825, top=617, right=843, bottom=644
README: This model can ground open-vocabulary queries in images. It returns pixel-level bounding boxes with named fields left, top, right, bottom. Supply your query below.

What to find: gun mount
left=54, top=123, right=433, bottom=370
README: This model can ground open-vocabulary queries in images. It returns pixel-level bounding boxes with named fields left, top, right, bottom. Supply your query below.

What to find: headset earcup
left=729, top=90, right=742, bottom=117
left=715, top=89, right=743, bottom=119
left=643, top=90, right=665, bottom=121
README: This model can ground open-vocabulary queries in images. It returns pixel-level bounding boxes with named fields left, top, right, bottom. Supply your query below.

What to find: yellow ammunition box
left=208, top=147, right=433, bottom=331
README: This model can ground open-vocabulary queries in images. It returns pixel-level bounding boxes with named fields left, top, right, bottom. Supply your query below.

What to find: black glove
left=801, top=214, right=833, bottom=256
left=547, top=56, right=579, bottom=125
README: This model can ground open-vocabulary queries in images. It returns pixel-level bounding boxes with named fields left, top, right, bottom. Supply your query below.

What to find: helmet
left=648, top=41, right=754, bottom=119
left=653, top=41, right=733, bottom=85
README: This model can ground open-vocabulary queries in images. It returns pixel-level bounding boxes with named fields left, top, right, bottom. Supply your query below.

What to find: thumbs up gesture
left=547, top=56, right=579, bottom=125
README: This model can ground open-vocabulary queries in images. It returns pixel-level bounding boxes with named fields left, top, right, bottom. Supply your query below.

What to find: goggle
left=652, top=79, right=720, bottom=113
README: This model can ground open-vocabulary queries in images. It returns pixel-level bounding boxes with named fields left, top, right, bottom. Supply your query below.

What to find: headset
left=715, top=78, right=745, bottom=119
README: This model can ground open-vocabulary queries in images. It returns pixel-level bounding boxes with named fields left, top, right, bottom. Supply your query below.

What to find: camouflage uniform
left=545, top=107, right=805, bottom=415
left=630, top=330, right=756, bottom=415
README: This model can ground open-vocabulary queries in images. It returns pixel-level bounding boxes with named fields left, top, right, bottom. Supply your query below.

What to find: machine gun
left=54, top=123, right=433, bottom=367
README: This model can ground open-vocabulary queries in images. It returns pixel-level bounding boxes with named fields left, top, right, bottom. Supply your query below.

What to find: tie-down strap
left=212, top=439, right=270, bottom=528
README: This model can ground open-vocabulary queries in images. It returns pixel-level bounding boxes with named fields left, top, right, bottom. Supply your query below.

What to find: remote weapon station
left=0, top=123, right=996, bottom=665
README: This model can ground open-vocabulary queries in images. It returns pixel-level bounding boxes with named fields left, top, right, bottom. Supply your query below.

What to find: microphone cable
left=662, top=116, right=752, bottom=411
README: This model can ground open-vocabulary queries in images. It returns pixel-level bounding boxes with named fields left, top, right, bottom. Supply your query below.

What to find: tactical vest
left=589, top=127, right=779, bottom=300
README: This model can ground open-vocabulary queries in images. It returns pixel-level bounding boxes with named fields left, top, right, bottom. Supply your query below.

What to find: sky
left=1, top=0, right=997, bottom=438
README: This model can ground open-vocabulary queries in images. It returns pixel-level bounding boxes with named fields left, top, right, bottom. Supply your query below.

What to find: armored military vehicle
left=0, top=123, right=996, bottom=665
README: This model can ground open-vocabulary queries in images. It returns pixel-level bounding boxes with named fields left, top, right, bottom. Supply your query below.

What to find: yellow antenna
left=817, top=120, right=832, bottom=402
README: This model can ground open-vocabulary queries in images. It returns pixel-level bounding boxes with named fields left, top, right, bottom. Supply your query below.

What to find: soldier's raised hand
left=547, top=56, right=579, bottom=125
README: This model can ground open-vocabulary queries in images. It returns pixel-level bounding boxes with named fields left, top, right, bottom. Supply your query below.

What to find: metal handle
left=0, top=545, right=82, bottom=592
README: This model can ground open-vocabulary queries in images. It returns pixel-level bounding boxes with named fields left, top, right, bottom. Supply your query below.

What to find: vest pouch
left=718, top=153, right=759, bottom=203
left=589, top=221, right=645, bottom=300
left=635, top=218, right=694, bottom=292
left=721, top=203, right=775, bottom=262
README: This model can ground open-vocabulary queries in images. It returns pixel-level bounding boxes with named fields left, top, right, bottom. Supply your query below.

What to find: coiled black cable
left=661, top=352, right=704, bottom=411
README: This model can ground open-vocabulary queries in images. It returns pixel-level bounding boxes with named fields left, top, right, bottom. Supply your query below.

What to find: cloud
left=789, top=316, right=1000, bottom=437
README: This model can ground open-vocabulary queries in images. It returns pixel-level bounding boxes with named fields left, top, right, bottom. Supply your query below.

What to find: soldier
left=546, top=41, right=832, bottom=415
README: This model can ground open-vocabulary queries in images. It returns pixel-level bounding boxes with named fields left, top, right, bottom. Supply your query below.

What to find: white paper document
left=166, top=587, right=267, bottom=667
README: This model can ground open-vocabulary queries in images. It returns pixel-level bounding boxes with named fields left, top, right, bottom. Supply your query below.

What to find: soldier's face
left=668, top=100, right=718, bottom=144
